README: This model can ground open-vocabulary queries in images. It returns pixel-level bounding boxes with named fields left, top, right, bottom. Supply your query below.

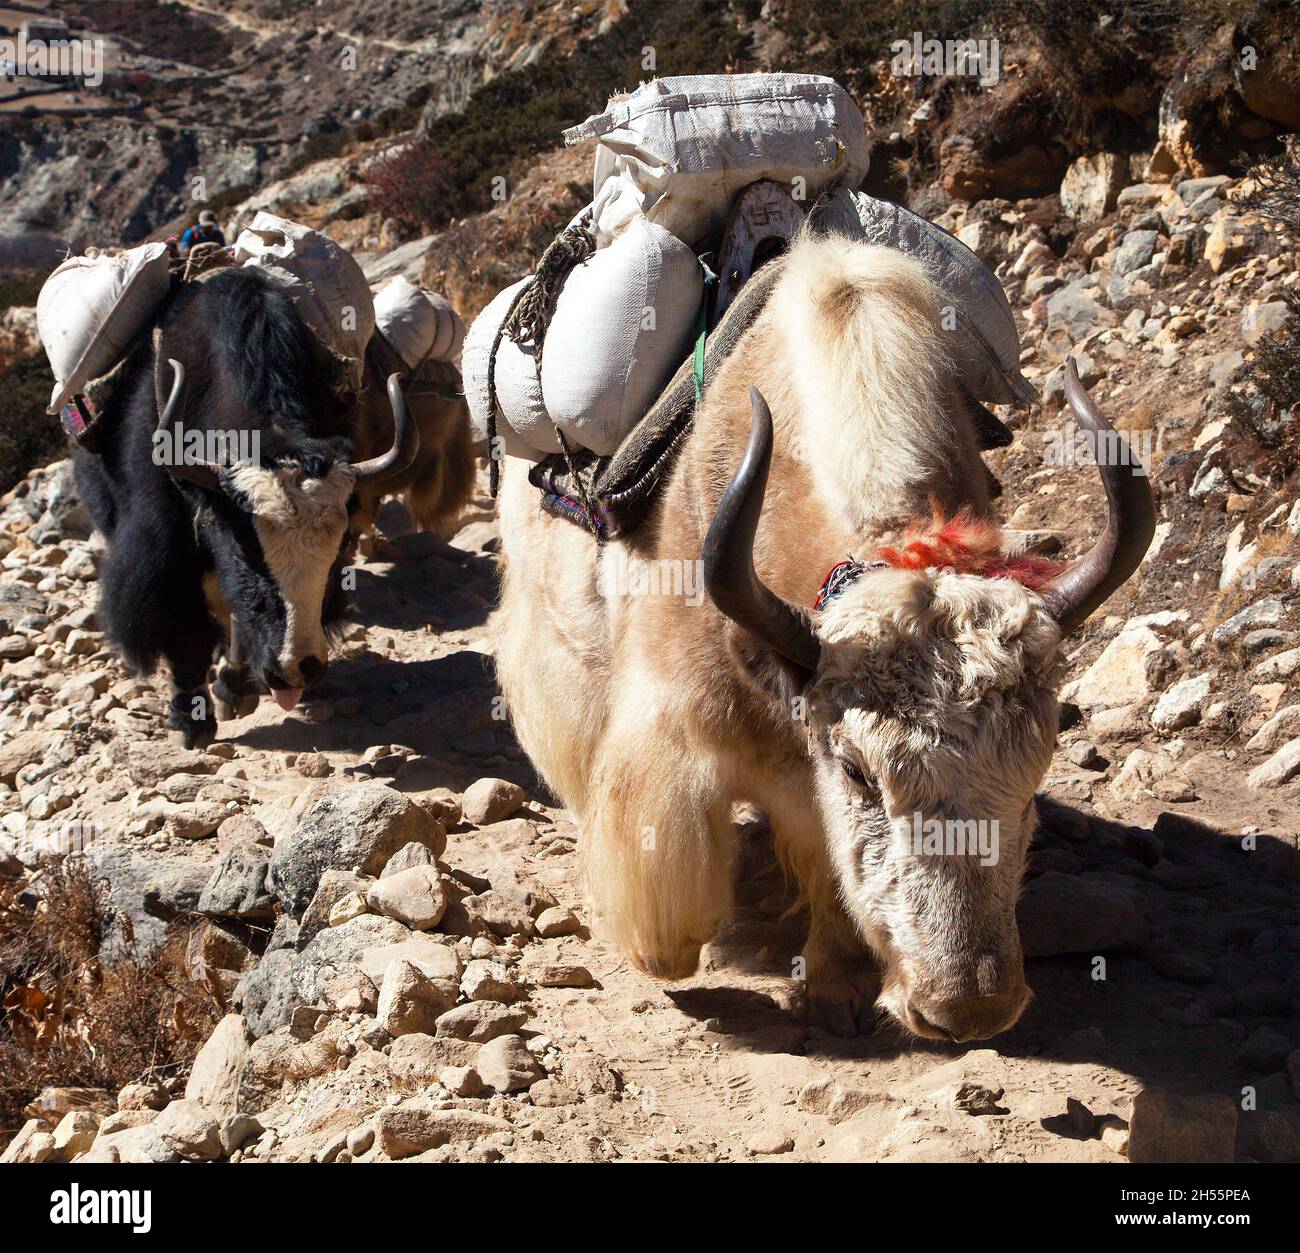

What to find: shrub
left=0, top=857, right=220, bottom=1147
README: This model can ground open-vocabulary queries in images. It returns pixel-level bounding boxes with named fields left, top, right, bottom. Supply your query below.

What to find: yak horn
left=1038, top=357, right=1157, bottom=633
left=351, top=372, right=417, bottom=482
left=702, top=387, right=821, bottom=675
left=158, top=358, right=222, bottom=490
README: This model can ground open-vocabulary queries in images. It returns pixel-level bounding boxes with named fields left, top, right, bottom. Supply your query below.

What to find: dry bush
left=0, top=857, right=219, bottom=1144
left=360, top=141, right=455, bottom=240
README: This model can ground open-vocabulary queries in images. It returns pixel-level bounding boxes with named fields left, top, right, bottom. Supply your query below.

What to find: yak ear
left=729, top=630, right=816, bottom=710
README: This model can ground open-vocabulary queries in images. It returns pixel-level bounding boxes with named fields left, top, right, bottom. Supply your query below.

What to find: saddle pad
left=528, top=252, right=788, bottom=538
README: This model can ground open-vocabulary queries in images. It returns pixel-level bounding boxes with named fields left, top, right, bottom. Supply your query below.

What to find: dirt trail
left=195, top=474, right=1295, bottom=1163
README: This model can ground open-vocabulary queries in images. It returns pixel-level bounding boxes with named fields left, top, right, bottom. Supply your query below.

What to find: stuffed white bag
left=37, top=242, right=172, bottom=413
left=233, top=211, right=374, bottom=386
left=463, top=277, right=560, bottom=459
left=567, top=73, right=870, bottom=248
left=463, top=216, right=703, bottom=458
left=372, top=275, right=466, bottom=367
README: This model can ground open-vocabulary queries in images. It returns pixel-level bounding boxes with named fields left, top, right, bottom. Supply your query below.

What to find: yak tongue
left=272, top=687, right=303, bottom=712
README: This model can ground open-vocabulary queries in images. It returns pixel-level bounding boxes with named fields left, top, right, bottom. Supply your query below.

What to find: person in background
left=179, top=209, right=225, bottom=257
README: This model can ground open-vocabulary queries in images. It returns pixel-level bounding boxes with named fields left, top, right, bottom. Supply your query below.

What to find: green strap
left=693, top=258, right=718, bottom=404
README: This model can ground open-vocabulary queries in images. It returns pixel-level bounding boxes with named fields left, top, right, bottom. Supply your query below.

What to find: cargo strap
left=692, top=257, right=718, bottom=404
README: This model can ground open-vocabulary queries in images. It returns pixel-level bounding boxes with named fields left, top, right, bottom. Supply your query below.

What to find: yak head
left=153, top=354, right=415, bottom=709
left=703, top=371, right=1154, bottom=1042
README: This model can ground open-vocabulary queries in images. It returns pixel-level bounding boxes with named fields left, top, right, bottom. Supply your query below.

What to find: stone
left=1098, top=1115, right=1130, bottom=1155
left=1248, top=738, right=1300, bottom=789
left=1150, top=673, right=1210, bottom=732
left=1212, top=597, right=1284, bottom=645
left=97, top=1110, right=159, bottom=1136
left=299, top=869, right=369, bottom=945
left=126, top=741, right=216, bottom=787
left=153, top=1099, right=223, bottom=1161
left=1126, top=1089, right=1236, bottom=1163
left=1254, top=647, right=1300, bottom=681
left=184, top=1014, right=250, bottom=1116
left=464, top=889, right=534, bottom=937
left=461, top=777, right=525, bottom=825
left=51, top=1110, right=99, bottom=1159
left=365, top=864, right=448, bottom=930
left=268, top=783, right=445, bottom=917
left=386, top=1033, right=480, bottom=1088
left=1242, top=300, right=1291, bottom=345
left=356, top=930, right=462, bottom=988
left=1236, top=1026, right=1292, bottom=1074
left=461, top=958, right=522, bottom=1003
left=439, top=1065, right=484, bottom=1097
left=1065, top=614, right=1183, bottom=709
left=0, top=727, right=52, bottom=787
left=1248, top=705, right=1300, bottom=753
left=435, top=1001, right=529, bottom=1043
left=1059, top=152, right=1125, bottom=222
left=381, top=841, right=436, bottom=877
left=1113, top=229, right=1159, bottom=276
left=347, top=1126, right=375, bottom=1157
left=747, top=1130, right=796, bottom=1155
left=197, top=840, right=275, bottom=920
left=532, top=963, right=595, bottom=988
left=374, top=1102, right=511, bottom=1160
left=1148, top=950, right=1214, bottom=984
left=376, top=958, right=458, bottom=1036
left=328, top=892, right=368, bottom=927
left=118, top=1081, right=169, bottom=1112
left=216, top=813, right=270, bottom=853
left=1204, top=216, right=1263, bottom=273
left=533, top=906, right=581, bottom=937
left=1017, top=872, right=1146, bottom=956
left=0, top=1121, right=57, bottom=1163
left=1046, top=280, right=1117, bottom=340
left=219, top=1113, right=263, bottom=1155
left=1065, top=740, right=1103, bottom=770
left=476, top=1033, right=544, bottom=1092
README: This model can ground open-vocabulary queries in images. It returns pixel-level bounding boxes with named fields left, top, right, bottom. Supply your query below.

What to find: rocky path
left=5, top=451, right=1295, bottom=1164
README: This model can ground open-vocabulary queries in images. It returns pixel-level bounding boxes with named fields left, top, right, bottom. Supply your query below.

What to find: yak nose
left=906, top=986, right=1029, bottom=1043
left=298, top=655, right=327, bottom=686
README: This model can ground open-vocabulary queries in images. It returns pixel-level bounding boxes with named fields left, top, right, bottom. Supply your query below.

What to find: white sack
left=566, top=73, right=869, bottom=248
left=540, top=216, right=702, bottom=456
left=463, top=217, right=703, bottom=459
left=819, top=188, right=1038, bottom=406
left=373, top=275, right=466, bottom=368
left=462, top=278, right=559, bottom=459
left=233, top=211, right=374, bottom=387
left=37, top=242, right=172, bottom=413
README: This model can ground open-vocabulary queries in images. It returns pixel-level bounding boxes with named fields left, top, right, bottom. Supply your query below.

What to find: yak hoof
left=214, top=693, right=259, bottom=721
left=168, top=721, right=216, bottom=751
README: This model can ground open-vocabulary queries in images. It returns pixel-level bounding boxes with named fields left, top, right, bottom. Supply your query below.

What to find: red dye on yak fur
left=876, top=506, right=1063, bottom=591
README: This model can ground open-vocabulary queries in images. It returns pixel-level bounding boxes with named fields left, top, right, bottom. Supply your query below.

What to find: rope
left=485, top=212, right=596, bottom=498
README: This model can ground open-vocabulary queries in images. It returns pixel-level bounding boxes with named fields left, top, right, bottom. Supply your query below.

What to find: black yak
left=73, top=265, right=415, bottom=747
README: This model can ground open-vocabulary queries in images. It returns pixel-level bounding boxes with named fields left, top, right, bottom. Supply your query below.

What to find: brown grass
left=0, top=857, right=219, bottom=1146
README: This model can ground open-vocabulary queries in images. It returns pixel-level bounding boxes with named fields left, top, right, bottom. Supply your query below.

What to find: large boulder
left=1059, top=153, right=1126, bottom=222
left=268, top=784, right=444, bottom=917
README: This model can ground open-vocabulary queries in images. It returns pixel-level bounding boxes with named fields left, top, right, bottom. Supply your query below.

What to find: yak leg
left=211, top=620, right=260, bottom=721
left=203, top=572, right=258, bottom=721
left=760, top=779, right=879, bottom=1036
left=165, top=643, right=218, bottom=749
left=583, top=708, right=736, bottom=980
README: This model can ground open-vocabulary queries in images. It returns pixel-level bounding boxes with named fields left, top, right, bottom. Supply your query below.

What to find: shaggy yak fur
left=495, top=232, right=1144, bottom=1042
left=74, top=266, right=471, bottom=746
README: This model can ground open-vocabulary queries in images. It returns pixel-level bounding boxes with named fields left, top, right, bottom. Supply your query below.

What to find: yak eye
left=841, top=758, right=869, bottom=787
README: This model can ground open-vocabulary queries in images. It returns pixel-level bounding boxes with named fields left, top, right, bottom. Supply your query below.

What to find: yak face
left=806, top=565, right=1063, bottom=1042
left=201, top=437, right=355, bottom=708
